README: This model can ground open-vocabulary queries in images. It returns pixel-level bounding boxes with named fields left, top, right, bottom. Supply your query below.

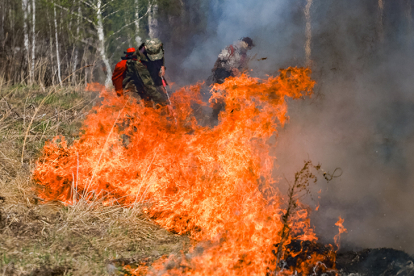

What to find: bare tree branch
left=102, top=0, right=153, bottom=17
left=53, top=2, right=95, bottom=25
left=100, top=0, right=119, bottom=11
left=108, top=39, right=129, bottom=60
left=107, top=4, right=151, bottom=40
left=102, top=9, right=122, bottom=20
left=74, top=36, right=98, bottom=48
left=78, top=0, right=97, bottom=10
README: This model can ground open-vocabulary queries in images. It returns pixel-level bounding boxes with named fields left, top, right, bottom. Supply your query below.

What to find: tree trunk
left=28, top=0, right=32, bottom=82
left=46, top=7, right=55, bottom=85
left=378, top=0, right=384, bottom=42
left=22, top=0, right=30, bottom=83
left=31, top=0, right=36, bottom=82
left=304, top=0, right=312, bottom=67
left=54, top=4, right=62, bottom=84
left=0, top=0, right=4, bottom=48
left=148, top=3, right=159, bottom=39
left=134, top=0, right=142, bottom=45
left=72, top=4, right=81, bottom=85
left=96, top=0, right=112, bottom=87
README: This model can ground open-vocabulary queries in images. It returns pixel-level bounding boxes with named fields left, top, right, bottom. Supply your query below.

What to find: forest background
left=0, top=0, right=216, bottom=87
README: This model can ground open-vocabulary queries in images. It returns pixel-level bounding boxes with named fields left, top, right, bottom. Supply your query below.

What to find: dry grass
left=0, top=84, right=190, bottom=275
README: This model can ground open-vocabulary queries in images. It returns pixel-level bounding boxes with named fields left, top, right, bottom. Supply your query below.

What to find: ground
left=0, top=85, right=190, bottom=275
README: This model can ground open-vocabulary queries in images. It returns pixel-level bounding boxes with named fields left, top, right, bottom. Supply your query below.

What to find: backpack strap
left=228, top=45, right=235, bottom=57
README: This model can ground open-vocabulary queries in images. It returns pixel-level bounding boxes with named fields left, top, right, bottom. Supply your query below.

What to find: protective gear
left=125, top=47, right=136, bottom=54
left=144, top=38, right=164, bottom=61
left=159, top=66, right=166, bottom=78
left=212, top=38, right=254, bottom=84
left=112, top=47, right=137, bottom=96
left=210, top=38, right=255, bottom=123
left=241, top=37, right=255, bottom=48
left=112, top=60, right=127, bottom=96
left=122, top=59, right=168, bottom=106
left=139, top=39, right=165, bottom=87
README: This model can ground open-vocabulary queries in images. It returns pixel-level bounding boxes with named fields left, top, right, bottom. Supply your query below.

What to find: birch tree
left=304, top=0, right=312, bottom=67
left=72, top=4, right=81, bottom=84
left=0, top=0, right=4, bottom=48
left=46, top=6, right=56, bottom=85
left=135, top=0, right=142, bottom=45
left=22, top=0, right=30, bottom=82
left=54, top=0, right=153, bottom=87
left=1, top=0, right=212, bottom=86
left=96, top=0, right=112, bottom=86
left=54, top=3, right=62, bottom=84
left=148, top=2, right=159, bottom=39
left=31, top=0, right=36, bottom=82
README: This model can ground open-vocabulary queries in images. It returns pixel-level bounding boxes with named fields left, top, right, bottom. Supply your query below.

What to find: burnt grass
left=336, top=248, right=414, bottom=276
left=271, top=239, right=414, bottom=275
left=0, top=85, right=190, bottom=275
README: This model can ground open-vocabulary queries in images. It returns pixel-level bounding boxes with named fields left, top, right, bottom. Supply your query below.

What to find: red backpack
left=112, top=60, right=127, bottom=96
left=112, top=48, right=136, bottom=96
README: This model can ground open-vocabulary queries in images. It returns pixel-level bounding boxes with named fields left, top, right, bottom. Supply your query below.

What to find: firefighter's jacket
left=112, top=60, right=128, bottom=96
left=214, top=40, right=249, bottom=73
left=122, top=57, right=167, bottom=106
left=212, top=40, right=249, bottom=84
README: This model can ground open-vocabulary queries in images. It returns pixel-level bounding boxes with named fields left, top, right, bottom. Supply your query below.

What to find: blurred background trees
left=0, top=0, right=211, bottom=86
left=1, top=0, right=413, bottom=88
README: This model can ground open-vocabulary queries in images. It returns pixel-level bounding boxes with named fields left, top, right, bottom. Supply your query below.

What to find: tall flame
left=334, top=216, right=347, bottom=250
left=34, top=68, right=340, bottom=274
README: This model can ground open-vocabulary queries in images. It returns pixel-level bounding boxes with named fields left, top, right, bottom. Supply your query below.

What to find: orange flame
left=334, top=216, right=347, bottom=250
left=33, top=68, right=341, bottom=274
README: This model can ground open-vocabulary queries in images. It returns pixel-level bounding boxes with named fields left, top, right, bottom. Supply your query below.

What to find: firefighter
left=138, top=38, right=167, bottom=97
left=212, top=37, right=255, bottom=84
left=111, top=47, right=136, bottom=96
left=210, top=37, right=255, bottom=123
left=122, top=44, right=168, bottom=107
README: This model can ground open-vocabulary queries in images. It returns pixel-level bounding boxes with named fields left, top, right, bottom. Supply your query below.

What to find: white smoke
left=170, top=0, right=414, bottom=254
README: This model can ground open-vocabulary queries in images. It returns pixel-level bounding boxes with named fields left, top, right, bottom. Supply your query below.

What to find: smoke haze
left=168, top=0, right=414, bottom=254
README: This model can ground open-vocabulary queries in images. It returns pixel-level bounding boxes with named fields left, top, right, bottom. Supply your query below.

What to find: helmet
left=145, top=38, right=163, bottom=61
left=124, top=47, right=136, bottom=55
left=241, top=37, right=255, bottom=47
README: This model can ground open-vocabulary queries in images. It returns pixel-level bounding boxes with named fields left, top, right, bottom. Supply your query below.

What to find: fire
left=33, top=68, right=341, bottom=274
left=334, top=216, right=347, bottom=250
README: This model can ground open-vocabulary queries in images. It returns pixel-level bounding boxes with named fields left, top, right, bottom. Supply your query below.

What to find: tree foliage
left=0, top=0, right=211, bottom=86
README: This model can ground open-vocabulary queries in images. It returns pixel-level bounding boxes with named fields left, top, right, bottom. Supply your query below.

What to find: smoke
left=275, top=1, right=414, bottom=254
left=169, top=0, right=307, bottom=85
left=170, top=0, right=414, bottom=254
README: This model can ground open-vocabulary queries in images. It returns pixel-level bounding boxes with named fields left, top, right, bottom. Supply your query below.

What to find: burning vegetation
left=1, top=0, right=414, bottom=275
left=32, top=68, right=348, bottom=275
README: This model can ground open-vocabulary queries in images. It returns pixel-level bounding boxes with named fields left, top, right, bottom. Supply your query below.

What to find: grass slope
left=0, top=85, right=190, bottom=275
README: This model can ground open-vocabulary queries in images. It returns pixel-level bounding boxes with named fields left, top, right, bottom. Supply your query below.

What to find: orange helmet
left=124, top=47, right=136, bottom=54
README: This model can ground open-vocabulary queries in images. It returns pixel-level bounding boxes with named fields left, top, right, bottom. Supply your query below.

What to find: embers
left=271, top=239, right=337, bottom=275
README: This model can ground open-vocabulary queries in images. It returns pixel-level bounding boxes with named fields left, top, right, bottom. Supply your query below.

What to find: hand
left=167, top=105, right=176, bottom=117
left=231, top=68, right=240, bottom=76
left=159, top=66, right=166, bottom=77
